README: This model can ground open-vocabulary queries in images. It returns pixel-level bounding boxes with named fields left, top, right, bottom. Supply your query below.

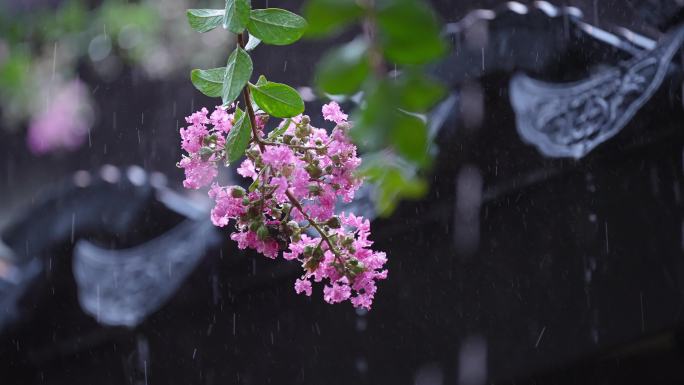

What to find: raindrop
left=534, top=326, right=546, bottom=348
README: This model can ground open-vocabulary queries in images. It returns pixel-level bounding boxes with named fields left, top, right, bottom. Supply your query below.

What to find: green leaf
left=187, top=9, right=225, bottom=33
left=247, top=8, right=307, bottom=46
left=315, top=38, right=369, bottom=95
left=359, top=154, right=427, bottom=216
left=225, top=108, right=252, bottom=163
left=256, top=74, right=268, bottom=87
left=249, top=81, right=304, bottom=118
left=351, top=79, right=395, bottom=149
left=391, top=112, right=429, bottom=165
left=245, top=33, right=261, bottom=51
left=190, top=67, right=225, bottom=98
left=377, top=0, right=447, bottom=65
left=397, top=72, right=446, bottom=112
left=223, top=0, right=251, bottom=33
left=222, top=47, right=253, bottom=105
left=303, top=0, right=364, bottom=37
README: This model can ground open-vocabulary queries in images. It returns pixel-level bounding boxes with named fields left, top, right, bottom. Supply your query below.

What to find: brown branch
left=237, top=33, right=264, bottom=153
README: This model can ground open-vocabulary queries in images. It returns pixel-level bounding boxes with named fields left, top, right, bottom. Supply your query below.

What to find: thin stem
left=237, top=33, right=264, bottom=153
left=362, top=0, right=386, bottom=77
left=285, top=190, right=343, bottom=261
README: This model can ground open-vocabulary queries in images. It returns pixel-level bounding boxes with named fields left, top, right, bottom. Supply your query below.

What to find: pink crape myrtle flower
left=27, top=79, right=93, bottom=155
left=178, top=155, right=217, bottom=189
left=321, top=101, right=348, bottom=124
left=178, top=102, right=388, bottom=309
left=294, top=278, right=312, bottom=296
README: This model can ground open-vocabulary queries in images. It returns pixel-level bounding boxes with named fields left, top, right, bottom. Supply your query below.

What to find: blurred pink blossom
left=27, top=79, right=92, bottom=155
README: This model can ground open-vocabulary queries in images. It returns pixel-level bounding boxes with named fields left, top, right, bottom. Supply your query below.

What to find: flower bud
left=308, top=184, right=322, bottom=195
left=295, top=124, right=309, bottom=138
left=203, top=134, right=217, bottom=145
left=325, top=216, right=341, bottom=229
left=341, top=237, right=354, bottom=248
left=246, top=148, right=260, bottom=160
left=303, top=246, right=314, bottom=257
left=282, top=164, right=294, bottom=177
left=305, top=164, right=322, bottom=179
left=199, top=146, right=214, bottom=161
left=231, top=186, right=246, bottom=198
left=287, top=220, right=300, bottom=232
left=335, top=122, right=351, bottom=134
left=348, top=259, right=365, bottom=276
left=257, top=225, right=270, bottom=241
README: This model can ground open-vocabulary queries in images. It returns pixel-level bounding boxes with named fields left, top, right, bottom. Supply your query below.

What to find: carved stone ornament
left=509, top=24, right=684, bottom=159
left=73, top=219, right=219, bottom=327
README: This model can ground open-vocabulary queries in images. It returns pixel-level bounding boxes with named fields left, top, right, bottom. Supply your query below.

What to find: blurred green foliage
left=0, top=0, right=160, bottom=129
left=189, top=0, right=447, bottom=216
left=303, top=0, right=448, bottom=215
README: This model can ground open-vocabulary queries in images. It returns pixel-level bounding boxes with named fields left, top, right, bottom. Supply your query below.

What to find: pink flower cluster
left=177, top=106, right=232, bottom=189
left=177, top=101, right=387, bottom=309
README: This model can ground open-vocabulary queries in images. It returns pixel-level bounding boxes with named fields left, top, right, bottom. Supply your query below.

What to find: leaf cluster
left=305, top=0, right=448, bottom=215
left=188, top=2, right=308, bottom=162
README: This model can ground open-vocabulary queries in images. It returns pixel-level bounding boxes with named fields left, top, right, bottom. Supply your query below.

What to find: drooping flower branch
left=178, top=2, right=387, bottom=309
left=179, top=102, right=388, bottom=309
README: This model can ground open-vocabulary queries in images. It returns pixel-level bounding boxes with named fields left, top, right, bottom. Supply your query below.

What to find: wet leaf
left=187, top=9, right=224, bottom=33
left=377, top=0, right=447, bottom=65
left=223, top=0, right=251, bottom=34
left=222, top=47, right=253, bottom=105
left=249, top=81, right=304, bottom=118
left=303, top=0, right=364, bottom=37
left=316, top=38, right=369, bottom=95
left=226, top=108, right=252, bottom=163
left=359, top=155, right=427, bottom=215
left=351, top=79, right=395, bottom=149
left=397, top=72, right=446, bottom=112
left=392, top=111, right=429, bottom=165
left=190, top=67, right=225, bottom=98
left=247, top=8, right=307, bottom=46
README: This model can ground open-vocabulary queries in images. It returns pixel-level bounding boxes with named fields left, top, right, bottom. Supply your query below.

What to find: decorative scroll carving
left=509, top=24, right=684, bottom=159
left=73, top=219, right=219, bottom=327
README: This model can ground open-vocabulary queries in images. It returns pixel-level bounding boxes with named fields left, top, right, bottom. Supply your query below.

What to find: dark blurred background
left=3, top=0, right=684, bottom=384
